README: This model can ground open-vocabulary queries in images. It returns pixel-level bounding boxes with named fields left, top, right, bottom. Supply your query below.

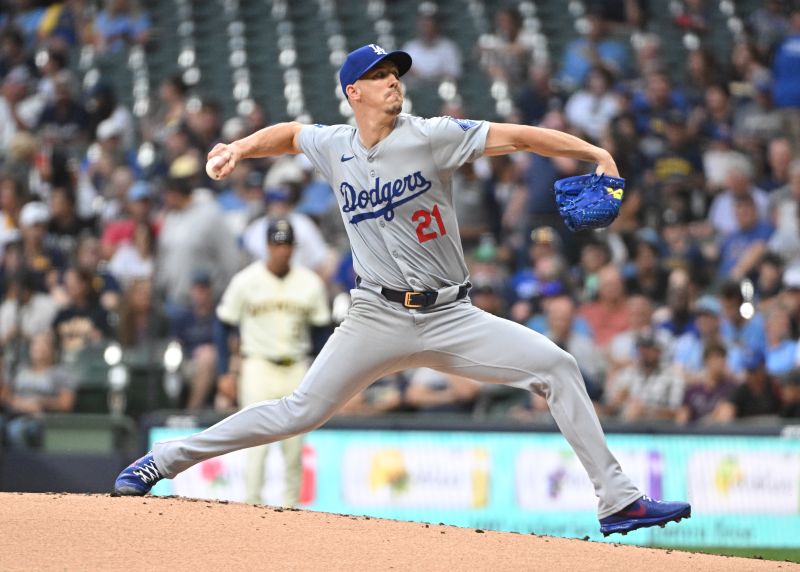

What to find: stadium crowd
left=2, top=0, right=800, bottom=448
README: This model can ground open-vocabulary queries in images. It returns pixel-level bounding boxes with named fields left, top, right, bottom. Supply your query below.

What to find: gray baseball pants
left=153, top=288, right=642, bottom=518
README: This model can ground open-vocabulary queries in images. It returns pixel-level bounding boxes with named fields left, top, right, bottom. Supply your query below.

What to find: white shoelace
left=132, top=461, right=162, bottom=484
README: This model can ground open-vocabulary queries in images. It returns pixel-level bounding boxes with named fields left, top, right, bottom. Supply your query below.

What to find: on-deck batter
left=115, top=43, right=690, bottom=536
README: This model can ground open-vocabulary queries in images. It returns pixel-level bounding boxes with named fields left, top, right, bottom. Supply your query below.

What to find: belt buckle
left=404, top=291, right=424, bottom=308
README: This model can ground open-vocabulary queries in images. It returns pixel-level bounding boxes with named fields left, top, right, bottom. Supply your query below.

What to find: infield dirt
left=0, top=493, right=796, bottom=571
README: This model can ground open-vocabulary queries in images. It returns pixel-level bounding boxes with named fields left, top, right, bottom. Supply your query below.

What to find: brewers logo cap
left=339, top=44, right=412, bottom=97
left=267, top=218, right=295, bottom=245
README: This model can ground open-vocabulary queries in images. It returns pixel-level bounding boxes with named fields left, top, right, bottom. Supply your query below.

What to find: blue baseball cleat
left=600, top=496, right=691, bottom=536
left=113, top=452, right=164, bottom=496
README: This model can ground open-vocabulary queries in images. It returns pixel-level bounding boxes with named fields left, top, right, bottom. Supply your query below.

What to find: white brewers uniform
left=216, top=261, right=330, bottom=506
left=154, top=114, right=642, bottom=519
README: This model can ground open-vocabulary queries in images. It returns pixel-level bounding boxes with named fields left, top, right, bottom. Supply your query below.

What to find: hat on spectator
left=267, top=218, right=295, bottom=245
left=665, top=109, right=687, bottom=126
left=127, top=181, right=152, bottom=202
left=169, top=153, right=201, bottom=180
left=19, top=201, right=50, bottom=227
left=742, top=349, right=766, bottom=371
left=264, top=157, right=304, bottom=189
left=635, top=328, right=662, bottom=349
left=264, top=185, right=292, bottom=203
left=784, top=266, right=800, bottom=290
left=97, top=117, right=124, bottom=140
left=191, top=268, right=212, bottom=286
left=530, top=226, right=562, bottom=249
left=695, top=295, right=721, bottom=317
left=3, top=65, right=30, bottom=86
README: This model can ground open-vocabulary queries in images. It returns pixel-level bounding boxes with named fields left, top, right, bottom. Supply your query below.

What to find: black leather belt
left=381, top=283, right=471, bottom=309
left=243, top=355, right=297, bottom=367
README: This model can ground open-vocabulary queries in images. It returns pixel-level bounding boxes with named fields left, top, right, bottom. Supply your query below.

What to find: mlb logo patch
left=448, top=117, right=478, bottom=131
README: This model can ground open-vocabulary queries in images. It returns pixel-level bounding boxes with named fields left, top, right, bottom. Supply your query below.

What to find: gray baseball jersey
left=150, top=115, right=643, bottom=518
left=298, top=114, right=486, bottom=291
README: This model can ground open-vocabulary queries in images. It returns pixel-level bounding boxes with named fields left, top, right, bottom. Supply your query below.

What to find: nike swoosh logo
left=626, top=503, right=648, bottom=517
left=341, top=155, right=355, bottom=162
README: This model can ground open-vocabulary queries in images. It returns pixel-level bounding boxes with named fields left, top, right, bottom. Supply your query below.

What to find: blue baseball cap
left=339, top=44, right=412, bottom=97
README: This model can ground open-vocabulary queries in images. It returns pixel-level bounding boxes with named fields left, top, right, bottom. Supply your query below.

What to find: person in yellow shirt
left=216, top=218, right=330, bottom=506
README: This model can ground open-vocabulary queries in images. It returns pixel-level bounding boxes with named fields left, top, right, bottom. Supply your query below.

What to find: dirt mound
left=0, top=493, right=794, bottom=571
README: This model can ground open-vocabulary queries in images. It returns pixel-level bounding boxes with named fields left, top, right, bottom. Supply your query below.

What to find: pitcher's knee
left=281, top=392, right=336, bottom=435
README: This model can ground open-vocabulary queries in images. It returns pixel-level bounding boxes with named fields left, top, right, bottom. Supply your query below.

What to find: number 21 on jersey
left=412, top=204, right=447, bottom=243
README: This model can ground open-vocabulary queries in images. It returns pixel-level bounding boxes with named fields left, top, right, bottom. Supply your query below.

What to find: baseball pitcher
left=115, top=44, right=690, bottom=536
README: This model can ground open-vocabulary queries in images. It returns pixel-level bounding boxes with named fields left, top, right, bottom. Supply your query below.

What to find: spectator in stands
left=716, top=193, right=773, bottom=281
left=36, top=70, right=90, bottom=147
left=71, top=235, right=121, bottom=312
left=93, top=0, right=151, bottom=54
left=707, top=157, right=769, bottom=237
left=630, top=70, right=688, bottom=145
left=543, top=295, right=605, bottom=399
left=780, top=266, right=800, bottom=338
left=0, top=65, right=37, bottom=154
left=401, top=7, right=461, bottom=85
left=763, top=303, right=797, bottom=377
left=672, top=294, right=731, bottom=384
left=675, top=343, right=735, bottom=425
left=607, top=294, right=671, bottom=383
left=101, top=177, right=156, bottom=258
left=117, top=277, right=168, bottom=348
left=185, top=98, right=223, bottom=155
left=772, top=9, right=800, bottom=110
left=747, top=0, right=789, bottom=61
left=51, top=267, right=112, bottom=363
left=146, top=74, right=188, bottom=144
left=693, top=82, right=733, bottom=141
left=241, top=173, right=331, bottom=277
left=575, top=236, right=612, bottom=301
left=644, top=110, right=704, bottom=201
left=604, top=329, right=684, bottom=422
left=719, top=280, right=767, bottom=371
left=509, top=227, right=568, bottom=318
left=469, top=278, right=505, bottom=317
left=107, top=220, right=155, bottom=289
left=683, top=47, right=721, bottom=106
left=672, top=0, right=709, bottom=34
left=754, top=252, right=784, bottom=308
left=716, top=350, right=782, bottom=421
left=623, top=232, right=669, bottom=304
left=452, top=162, right=495, bottom=251
left=0, top=267, right=59, bottom=367
left=760, top=137, right=793, bottom=193
left=768, top=160, right=800, bottom=267
left=45, top=186, right=95, bottom=264
left=559, top=7, right=630, bottom=92
left=405, top=368, right=480, bottom=415
left=85, top=81, right=135, bottom=150
left=156, top=155, right=239, bottom=315
left=730, top=40, right=772, bottom=89
left=17, top=201, right=62, bottom=293
left=169, top=270, right=220, bottom=410
left=1, top=331, right=76, bottom=448
left=781, top=368, right=800, bottom=418
left=478, top=7, right=539, bottom=87
left=564, top=66, right=620, bottom=143
left=0, top=27, right=30, bottom=78
left=338, top=374, right=407, bottom=416
left=579, top=264, right=630, bottom=349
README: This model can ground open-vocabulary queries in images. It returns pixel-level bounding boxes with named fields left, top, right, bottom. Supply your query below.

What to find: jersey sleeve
left=426, top=116, right=490, bottom=173
left=297, top=124, right=337, bottom=181
left=216, top=273, right=245, bottom=325
left=307, top=274, right=332, bottom=326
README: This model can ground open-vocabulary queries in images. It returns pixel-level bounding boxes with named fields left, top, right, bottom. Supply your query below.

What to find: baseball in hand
left=206, top=155, right=227, bottom=180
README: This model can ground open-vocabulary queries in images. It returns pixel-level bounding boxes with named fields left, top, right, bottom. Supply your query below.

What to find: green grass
left=657, top=546, right=800, bottom=564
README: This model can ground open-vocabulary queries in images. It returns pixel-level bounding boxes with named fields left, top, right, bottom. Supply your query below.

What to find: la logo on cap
left=369, top=44, right=387, bottom=55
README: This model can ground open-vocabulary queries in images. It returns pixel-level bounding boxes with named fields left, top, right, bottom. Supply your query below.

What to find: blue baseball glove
left=553, top=172, right=625, bottom=232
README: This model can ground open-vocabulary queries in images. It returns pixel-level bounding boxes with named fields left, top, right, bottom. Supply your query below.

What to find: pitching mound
left=0, top=493, right=795, bottom=571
